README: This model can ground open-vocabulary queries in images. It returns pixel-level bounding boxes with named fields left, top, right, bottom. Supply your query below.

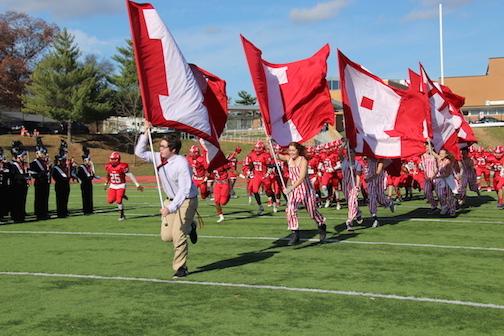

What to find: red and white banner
left=408, top=68, right=432, bottom=140
left=440, top=84, right=477, bottom=146
left=420, top=64, right=463, bottom=158
left=241, top=35, right=334, bottom=146
left=127, top=1, right=227, bottom=170
left=338, top=50, right=426, bottom=159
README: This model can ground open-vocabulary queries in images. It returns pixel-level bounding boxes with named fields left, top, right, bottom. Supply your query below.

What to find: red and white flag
left=440, top=84, right=477, bottom=146
left=338, top=50, right=426, bottom=159
left=420, top=64, right=463, bottom=158
left=408, top=68, right=432, bottom=140
left=127, top=1, right=227, bottom=170
left=241, top=35, right=334, bottom=146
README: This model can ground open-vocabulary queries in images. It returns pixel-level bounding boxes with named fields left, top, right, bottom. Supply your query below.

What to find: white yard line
left=0, top=271, right=502, bottom=310
left=92, top=212, right=504, bottom=224
left=1, top=230, right=503, bottom=252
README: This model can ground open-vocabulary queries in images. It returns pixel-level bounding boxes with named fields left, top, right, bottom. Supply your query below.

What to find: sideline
left=1, top=230, right=503, bottom=252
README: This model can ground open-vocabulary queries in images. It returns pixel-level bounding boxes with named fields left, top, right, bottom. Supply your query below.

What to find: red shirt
left=226, top=151, right=240, bottom=171
left=319, top=152, right=338, bottom=173
left=188, top=154, right=208, bottom=178
left=105, top=162, right=129, bottom=188
left=308, top=156, right=320, bottom=176
left=213, top=163, right=231, bottom=182
left=245, top=151, right=272, bottom=176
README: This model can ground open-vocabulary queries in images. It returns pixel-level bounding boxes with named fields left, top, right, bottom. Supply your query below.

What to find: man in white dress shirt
left=135, top=120, right=199, bottom=278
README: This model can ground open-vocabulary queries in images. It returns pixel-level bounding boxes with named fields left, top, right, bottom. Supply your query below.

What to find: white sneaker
left=324, top=200, right=331, bottom=208
left=118, top=216, right=126, bottom=222
left=320, top=187, right=328, bottom=198
left=356, top=216, right=364, bottom=225
left=248, top=196, right=252, bottom=205
left=217, top=214, right=224, bottom=223
left=346, top=220, right=354, bottom=232
left=258, top=205, right=264, bottom=216
left=372, top=219, right=379, bottom=228
left=336, top=203, right=341, bottom=210
left=273, top=204, right=278, bottom=213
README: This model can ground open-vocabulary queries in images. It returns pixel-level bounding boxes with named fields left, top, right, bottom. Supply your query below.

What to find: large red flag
left=408, top=68, right=432, bottom=140
left=420, top=64, right=463, bottom=158
left=338, top=50, right=426, bottom=159
left=127, top=1, right=227, bottom=170
left=440, top=84, right=477, bottom=146
left=241, top=35, right=334, bottom=146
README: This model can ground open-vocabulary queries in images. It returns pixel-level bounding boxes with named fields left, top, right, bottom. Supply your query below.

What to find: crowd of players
left=1, top=136, right=503, bottom=228
left=186, top=139, right=504, bottom=229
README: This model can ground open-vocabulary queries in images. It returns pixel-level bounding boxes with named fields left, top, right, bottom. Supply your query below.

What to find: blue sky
left=1, top=0, right=503, bottom=100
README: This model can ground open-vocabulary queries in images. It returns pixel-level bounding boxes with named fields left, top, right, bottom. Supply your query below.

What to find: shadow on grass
left=335, top=194, right=497, bottom=232
left=190, top=250, right=279, bottom=275
left=0, top=205, right=148, bottom=226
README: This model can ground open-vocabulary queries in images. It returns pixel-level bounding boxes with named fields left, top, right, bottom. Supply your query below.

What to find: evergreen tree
left=109, top=40, right=142, bottom=119
left=235, top=90, right=257, bottom=105
left=80, top=55, right=113, bottom=131
left=22, top=29, right=112, bottom=142
left=109, top=40, right=143, bottom=152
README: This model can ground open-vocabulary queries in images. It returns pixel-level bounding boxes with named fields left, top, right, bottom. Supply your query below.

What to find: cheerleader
left=421, top=143, right=439, bottom=213
left=458, top=147, right=480, bottom=205
left=339, top=145, right=363, bottom=232
left=365, top=158, right=395, bottom=228
left=278, top=142, right=326, bottom=245
left=434, top=149, right=458, bottom=217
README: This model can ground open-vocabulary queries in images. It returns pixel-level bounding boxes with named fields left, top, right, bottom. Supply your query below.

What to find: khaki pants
left=161, top=198, right=198, bottom=272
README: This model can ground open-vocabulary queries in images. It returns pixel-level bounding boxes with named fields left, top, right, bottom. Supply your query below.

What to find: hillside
left=472, top=127, right=504, bottom=148
left=1, top=128, right=502, bottom=176
left=0, top=134, right=254, bottom=176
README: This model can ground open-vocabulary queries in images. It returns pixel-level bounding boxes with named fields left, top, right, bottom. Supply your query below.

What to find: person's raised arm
left=134, top=119, right=154, bottom=163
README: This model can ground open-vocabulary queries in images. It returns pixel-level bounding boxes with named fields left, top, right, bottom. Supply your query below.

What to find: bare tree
left=0, top=11, right=58, bottom=107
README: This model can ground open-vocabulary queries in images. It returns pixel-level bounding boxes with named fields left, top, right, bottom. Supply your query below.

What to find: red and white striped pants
left=286, top=188, right=325, bottom=231
left=459, top=168, right=479, bottom=199
left=435, top=178, right=457, bottom=215
left=367, top=174, right=392, bottom=215
left=344, top=186, right=361, bottom=222
left=423, top=178, right=438, bottom=208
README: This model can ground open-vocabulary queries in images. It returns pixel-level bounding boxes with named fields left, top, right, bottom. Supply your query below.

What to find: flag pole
left=439, top=3, right=445, bottom=85
left=146, top=128, right=165, bottom=208
left=258, top=116, right=288, bottom=192
left=341, top=117, right=356, bottom=190
left=266, top=137, right=288, bottom=191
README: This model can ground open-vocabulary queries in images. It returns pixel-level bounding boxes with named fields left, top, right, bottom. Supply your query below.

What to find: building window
left=327, top=80, right=339, bottom=90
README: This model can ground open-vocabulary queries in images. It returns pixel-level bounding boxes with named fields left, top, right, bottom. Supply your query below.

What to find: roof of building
left=0, top=111, right=59, bottom=123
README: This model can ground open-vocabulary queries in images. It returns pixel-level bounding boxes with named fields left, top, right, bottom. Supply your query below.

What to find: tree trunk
left=67, top=120, right=72, bottom=143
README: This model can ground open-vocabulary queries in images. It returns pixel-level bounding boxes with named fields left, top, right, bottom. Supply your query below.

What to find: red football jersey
left=105, top=162, right=129, bottom=188
left=188, top=155, right=208, bottom=178
left=245, top=151, right=272, bottom=176
left=319, top=153, right=338, bottom=173
left=226, top=151, right=240, bottom=171
left=213, top=163, right=231, bottom=182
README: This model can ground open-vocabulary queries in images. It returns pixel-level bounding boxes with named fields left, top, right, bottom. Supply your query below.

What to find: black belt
left=167, top=197, right=196, bottom=201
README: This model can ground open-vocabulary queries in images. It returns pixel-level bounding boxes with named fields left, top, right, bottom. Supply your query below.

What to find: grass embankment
left=0, top=134, right=254, bottom=176
left=472, top=127, right=504, bottom=147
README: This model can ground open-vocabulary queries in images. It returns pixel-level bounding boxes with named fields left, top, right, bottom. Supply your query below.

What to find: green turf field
left=1, top=184, right=503, bottom=335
